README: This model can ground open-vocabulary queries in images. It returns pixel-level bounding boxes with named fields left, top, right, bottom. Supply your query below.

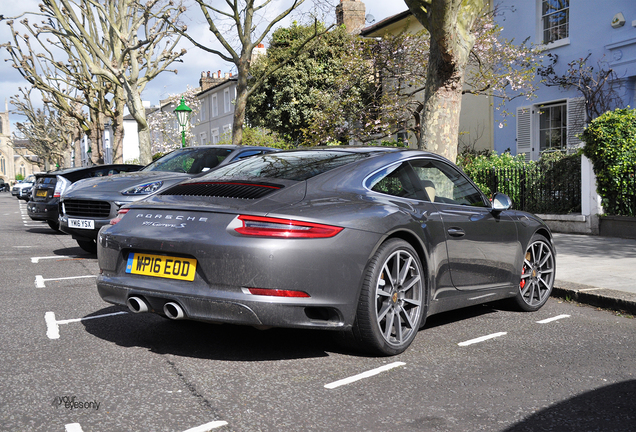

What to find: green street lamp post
left=174, top=96, right=193, bottom=148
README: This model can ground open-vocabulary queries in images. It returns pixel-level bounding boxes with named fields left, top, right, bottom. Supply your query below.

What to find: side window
left=409, top=159, right=487, bottom=207
left=234, top=150, right=263, bottom=160
left=366, top=162, right=424, bottom=200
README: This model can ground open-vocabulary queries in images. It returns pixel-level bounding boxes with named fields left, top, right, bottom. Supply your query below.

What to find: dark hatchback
left=27, top=164, right=143, bottom=231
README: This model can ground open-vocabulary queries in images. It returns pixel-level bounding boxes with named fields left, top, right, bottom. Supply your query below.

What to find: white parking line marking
left=537, top=314, right=571, bottom=324
left=458, top=332, right=507, bottom=346
left=65, top=423, right=84, bottom=432
left=31, top=256, right=74, bottom=263
left=182, top=420, right=229, bottom=432
left=45, top=311, right=128, bottom=340
left=324, top=362, right=406, bottom=389
left=35, top=274, right=97, bottom=288
left=45, top=312, right=59, bottom=339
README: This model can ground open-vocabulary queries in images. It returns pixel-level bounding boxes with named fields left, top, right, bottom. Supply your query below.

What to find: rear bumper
left=27, top=200, right=59, bottom=222
left=97, top=277, right=349, bottom=330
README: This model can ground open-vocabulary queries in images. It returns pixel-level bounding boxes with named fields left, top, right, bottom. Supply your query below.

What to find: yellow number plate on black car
left=125, top=253, right=197, bottom=281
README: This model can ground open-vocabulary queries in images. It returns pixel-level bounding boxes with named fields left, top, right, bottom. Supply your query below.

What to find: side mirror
left=491, top=192, right=512, bottom=212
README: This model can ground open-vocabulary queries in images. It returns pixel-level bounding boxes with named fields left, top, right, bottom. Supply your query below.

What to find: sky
left=0, top=0, right=409, bottom=131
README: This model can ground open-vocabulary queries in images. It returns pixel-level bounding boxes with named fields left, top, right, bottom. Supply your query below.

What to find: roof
left=359, top=10, right=413, bottom=37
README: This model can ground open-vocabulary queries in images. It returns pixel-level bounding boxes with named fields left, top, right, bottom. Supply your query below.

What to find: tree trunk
left=231, top=59, right=250, bottom=147
left=420, top=38, right=466, bottom=162
left=405, top=0, right=483, bottom=163
left=125, top=87, right=151, bottom=164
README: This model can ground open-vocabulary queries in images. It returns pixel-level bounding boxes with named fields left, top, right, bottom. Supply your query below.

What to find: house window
left=20, top=164, right=26, bottom=177
left=516, top=97, right=585, bottom=161
left=200, top=101, right=206, bottom=121
left=212, top=94, right=218, bottom=117
left=200, top=132, right=208, bottom=145
left=1, top=154, right=6, bottom=175
left=211, top=128, right=219, bottom=144
left=539, top=102, right=567, bottom=152
left=223, top=124, right=231, bottom=138
left=542, top=0, right=569, bottom=44
left=224, top=89, right=230, bottom=113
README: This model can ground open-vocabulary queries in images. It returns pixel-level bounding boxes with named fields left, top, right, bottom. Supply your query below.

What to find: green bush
left=457, top=151, right=529, bottom=196
left=219, top=127, right=293, bottom=149
left=581, top=108, right=636, bottom=216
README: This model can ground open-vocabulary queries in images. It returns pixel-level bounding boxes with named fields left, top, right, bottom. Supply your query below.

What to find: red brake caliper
left=520, top=267, right=526, bottom=289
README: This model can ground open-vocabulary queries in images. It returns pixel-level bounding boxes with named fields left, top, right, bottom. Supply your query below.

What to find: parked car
left=0, top=179, right=9, bottom=192
left=60, top=145, right=278, bottom=253
left=27, top=164, right=143, bottom=231
left=96, top=147, right=556, bottom=356
left=12, top=174, right=36, bottom=200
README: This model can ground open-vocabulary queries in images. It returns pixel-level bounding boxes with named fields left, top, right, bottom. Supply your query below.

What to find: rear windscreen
left=199, top=151, right=370, bottom=182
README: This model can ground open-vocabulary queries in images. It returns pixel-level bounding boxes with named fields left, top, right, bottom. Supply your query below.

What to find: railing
left=470, top=158, right=582, bottom=215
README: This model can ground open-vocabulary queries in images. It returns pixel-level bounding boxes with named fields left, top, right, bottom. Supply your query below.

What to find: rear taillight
left=232, top=215, right=343, bottom=238
left=53, top=176, right=71, bottom=198
left=110, top=208, right=130, bottom=225
left=244, top=288, right=310, bottom=298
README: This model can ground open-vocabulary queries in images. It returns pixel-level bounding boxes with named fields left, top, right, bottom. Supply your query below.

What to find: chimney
left=336, top=0, right=366, bottom=34
left=199, top=69, right=233, bottom=91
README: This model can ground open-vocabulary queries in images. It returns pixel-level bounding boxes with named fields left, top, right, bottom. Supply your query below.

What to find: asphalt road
left=1, top=193, right=635, bottom=432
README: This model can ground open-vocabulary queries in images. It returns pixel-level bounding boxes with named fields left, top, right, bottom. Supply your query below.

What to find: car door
left=408, top=158, right=519, bottom=291
left=366, top=161, right=454, bottom=292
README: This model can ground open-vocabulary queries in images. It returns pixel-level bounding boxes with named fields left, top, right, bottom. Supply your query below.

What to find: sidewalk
left=552, top=233, right=636, bottom=315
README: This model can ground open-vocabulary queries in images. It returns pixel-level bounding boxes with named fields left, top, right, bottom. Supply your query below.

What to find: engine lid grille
left=160, top=182, right=283, bottom=199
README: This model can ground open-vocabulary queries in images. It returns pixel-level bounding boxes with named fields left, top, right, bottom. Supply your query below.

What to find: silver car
left=60, top=145, right=278, bottom=253
left=12, top=174, right=36, bottom=200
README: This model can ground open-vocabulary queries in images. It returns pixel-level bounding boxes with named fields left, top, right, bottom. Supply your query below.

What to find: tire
left=513, top=234, right=555, bottom=312
left=350, top=239, right=426, bottom=356
left=47, top=220, right=61, bottom=232
left=76, top=239, right=97, bottom=254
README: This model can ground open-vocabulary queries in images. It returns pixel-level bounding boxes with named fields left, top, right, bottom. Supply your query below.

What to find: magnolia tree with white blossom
left=307, top=6, right=541, bottom=153
left=147, top=87, right=201, bottom=155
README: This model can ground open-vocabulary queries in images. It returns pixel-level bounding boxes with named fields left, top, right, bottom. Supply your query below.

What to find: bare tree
left=172, top=0, right=330, bottom=146
left=538, top=53, right=623, bottom=121
left=34, top=0, right=187, bottom=164
left=2, top=15, right=126, bottom=164
left=11, top=87, right=79, bottom=167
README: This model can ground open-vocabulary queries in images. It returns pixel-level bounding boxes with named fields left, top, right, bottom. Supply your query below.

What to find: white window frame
left=211, top=94, right=218, bottom=118
left=200, top=132, right=208, bottom=145
left=224, top=89, right=230, bottom=113
left=211, top=128, right=220, bottom=144
left=200, top=100, right=206, bottom=121
left=516, top=97, right=585, bottom=161
left=537, top=0, right=570, bottom=49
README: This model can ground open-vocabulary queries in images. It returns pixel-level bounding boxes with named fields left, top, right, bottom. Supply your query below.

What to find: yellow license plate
left=125, top=253, right=197, bottom=281
left=36, top=190, right=48, bottom=197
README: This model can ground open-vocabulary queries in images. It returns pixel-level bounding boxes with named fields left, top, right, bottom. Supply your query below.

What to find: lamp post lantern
left=174, top=96, right=193, bottom=148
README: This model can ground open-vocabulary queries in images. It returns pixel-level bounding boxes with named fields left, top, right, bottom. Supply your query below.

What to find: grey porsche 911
left=96, top=147, right=555, bottom=355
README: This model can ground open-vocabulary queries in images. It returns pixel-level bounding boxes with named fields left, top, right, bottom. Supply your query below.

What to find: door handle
left=447, top=228, right=465, bottom=237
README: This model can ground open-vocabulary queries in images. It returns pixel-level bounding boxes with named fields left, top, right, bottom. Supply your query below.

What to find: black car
left=60, top=145, right=278, bottom=253
left=28, top=164, right=143, bottom=231
left=97, top=147, right=555, bottom=356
